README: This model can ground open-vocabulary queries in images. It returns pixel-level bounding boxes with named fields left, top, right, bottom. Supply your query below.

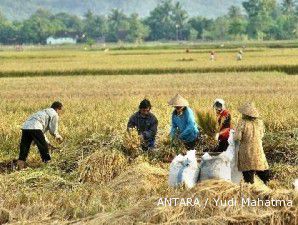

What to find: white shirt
left=22, top=108, right=61, bottom=142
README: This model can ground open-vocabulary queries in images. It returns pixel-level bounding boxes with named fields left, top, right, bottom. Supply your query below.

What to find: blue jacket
left=170, top=107, right=199, bottom=143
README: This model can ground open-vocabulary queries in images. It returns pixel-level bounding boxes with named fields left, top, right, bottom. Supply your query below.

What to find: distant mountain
left=0, top=0, right=246, bottom=21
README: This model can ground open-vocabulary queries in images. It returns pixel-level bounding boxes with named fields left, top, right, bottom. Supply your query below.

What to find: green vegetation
left=0, top=0, right=297, bottom=44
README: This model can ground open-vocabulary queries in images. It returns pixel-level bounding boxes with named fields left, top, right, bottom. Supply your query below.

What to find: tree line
left=0, top=0, right=297, bottom=44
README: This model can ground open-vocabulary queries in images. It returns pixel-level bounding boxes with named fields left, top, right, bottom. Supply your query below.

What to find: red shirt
left=217, top=109, right=231, bottom=141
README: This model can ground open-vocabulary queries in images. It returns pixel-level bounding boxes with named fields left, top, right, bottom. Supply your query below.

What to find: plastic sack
left=199, top=153, right=231, bottom=181
left=199, top=129, right=243, bottom=184
left=169, top=150, right=199, bottom=188
left=219, top=129, right=243, bottom=184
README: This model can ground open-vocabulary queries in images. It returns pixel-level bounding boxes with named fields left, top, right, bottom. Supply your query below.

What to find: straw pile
left=85, top=180, right=297, bottom=225
left=109, top=162, right=167, bottom=195
left=78, top=149, right=128, bottom=184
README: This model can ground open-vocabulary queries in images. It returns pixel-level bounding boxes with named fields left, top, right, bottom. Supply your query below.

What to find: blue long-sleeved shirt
left=170, top=107, right=199, bottom=143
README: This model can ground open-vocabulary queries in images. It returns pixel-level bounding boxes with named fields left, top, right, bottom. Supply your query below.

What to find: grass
left=0, top=45, right=297, bottom=224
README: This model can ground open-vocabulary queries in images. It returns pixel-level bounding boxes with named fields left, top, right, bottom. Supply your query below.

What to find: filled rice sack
left=169, top=150, right=199, bottom=188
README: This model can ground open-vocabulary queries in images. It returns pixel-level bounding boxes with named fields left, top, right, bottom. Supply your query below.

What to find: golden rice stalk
left=122, top=128, right=142, bottom=158
left=78, top=149, right=128, bottom=184
left=197, top=111, right=219, bottom=137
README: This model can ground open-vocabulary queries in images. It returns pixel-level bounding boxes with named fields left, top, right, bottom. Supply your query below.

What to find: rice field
left=0, top=44, right=297, bottom=224
left=0, top=47, right=297, bottom=76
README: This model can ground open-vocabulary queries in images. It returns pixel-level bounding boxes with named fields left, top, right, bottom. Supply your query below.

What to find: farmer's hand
left=214, top=133, right=219, bottom=141
left=55, top=135, right=63, bottom=144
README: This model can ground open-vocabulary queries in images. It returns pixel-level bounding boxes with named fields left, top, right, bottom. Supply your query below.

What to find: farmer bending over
left=213, top=99, right=231, bottom=152
left=235, top=102, right=270, bottom=184
left=127, top=99, right=158, bottom=151
left=169, top=94, right=200, bottom=150
left=17, top=101, right=64, bottom=169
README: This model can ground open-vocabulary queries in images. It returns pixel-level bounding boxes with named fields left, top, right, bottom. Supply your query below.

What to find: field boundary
left=0, top=64, right=297, bottom=78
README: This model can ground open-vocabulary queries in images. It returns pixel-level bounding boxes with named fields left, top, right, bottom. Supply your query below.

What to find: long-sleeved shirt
left=22, top=108, right=61, bottom=142
left=127, top=111, right=158, bottom=141
left=170, top=107, right=199, bottom=143
left=217, top=109, right=231, bottom=141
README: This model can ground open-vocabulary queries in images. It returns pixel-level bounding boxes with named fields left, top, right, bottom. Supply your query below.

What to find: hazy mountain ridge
left=0, top=0, right=245, bottom=20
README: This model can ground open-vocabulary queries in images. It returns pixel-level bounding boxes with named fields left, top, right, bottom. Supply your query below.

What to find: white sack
left=199, top=129, right=243, bottom=183
left=219, top=129, right=243, bottom=184
left=169, top=150, right=199, bottom=188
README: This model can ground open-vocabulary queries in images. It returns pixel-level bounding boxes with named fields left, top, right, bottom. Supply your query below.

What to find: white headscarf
left=213, top=99, right=226, bottom=110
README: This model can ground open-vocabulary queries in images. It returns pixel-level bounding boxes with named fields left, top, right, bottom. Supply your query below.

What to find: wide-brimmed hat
left=238, top=102, right=260, bottom=118
left=168, top=94, right=189, bottom=107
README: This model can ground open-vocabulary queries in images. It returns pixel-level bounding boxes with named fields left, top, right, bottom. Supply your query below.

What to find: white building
left=46, top=37, right=77, bottom=45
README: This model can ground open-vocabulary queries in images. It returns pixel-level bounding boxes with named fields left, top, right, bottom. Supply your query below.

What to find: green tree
left=107, top=9, right=129, bottom=42
left=145, top=0, right=175, bottom=40
left=206, top=16, right=230, bottom=40
left=0, top=11, right=19, bottom=44
left=242, top=0, right=277, bottom=40
left=126, top=14, right=149, bottom=43
left=54, top=12, right=83, bottom=33
left=282, top=0, right=296, bottom=13
left=145, top=0, right=189, bottom=40
left=188, top=16, right=213, bottom=39
left=19, top=9, right=59, bottom=44
left=84, top=10, right=107, bottom=40
left=227, top=6, right=247, bottom=39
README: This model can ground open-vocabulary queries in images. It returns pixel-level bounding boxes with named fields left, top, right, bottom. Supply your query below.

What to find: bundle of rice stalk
left=90, top=180, right=297, bottom=225
left=122, top=128, right=142, bottom=158
left=78, top=149, right=128, bottom=184
left=197, top=111, right=219, bottom=137
left=109, top=162, right=167, bottom=194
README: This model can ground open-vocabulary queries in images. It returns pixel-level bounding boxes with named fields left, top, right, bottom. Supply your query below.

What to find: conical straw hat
left=238, top=102, right=260, bottom=118
left=168, top=94, right=189, bottom=107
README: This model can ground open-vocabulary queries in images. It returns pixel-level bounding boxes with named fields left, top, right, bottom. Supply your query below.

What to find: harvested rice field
left=0, top=45, right=297, bottom=224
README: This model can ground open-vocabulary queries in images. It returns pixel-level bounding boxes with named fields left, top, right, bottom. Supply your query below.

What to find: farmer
left=127, top=99, right=158, bottom=151
left=17, top=101, right=64, bottom=169
left=237, top=50, right=243, bottom=61
left=169, top=94, right=200, bottom=150
left=234, top=102, right=270, bottom=184
left=210, top=51, right=215, bottom=61
left=213, top=99, right=231, bottom=152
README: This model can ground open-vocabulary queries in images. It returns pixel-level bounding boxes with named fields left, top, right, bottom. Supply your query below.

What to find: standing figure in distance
left=210, top=51, right=215, bottom=61
left=237, top=50, right=243, bottom=61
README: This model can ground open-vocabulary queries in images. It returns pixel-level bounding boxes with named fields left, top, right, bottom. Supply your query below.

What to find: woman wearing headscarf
left=169, top=94, right=200, bottom=150
left=213, top=98, right=231, bottom=152
left=234, top=102, right=270, bottom=184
